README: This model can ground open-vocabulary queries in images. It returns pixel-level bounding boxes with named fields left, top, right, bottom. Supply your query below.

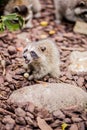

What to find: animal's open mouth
left=75, top=8, right=87, bottom=15
left=25, top=59, right=30, bottom=64
left=75, top=8, right=87, bottom=22
left=80, top=11, right=87, bottom=22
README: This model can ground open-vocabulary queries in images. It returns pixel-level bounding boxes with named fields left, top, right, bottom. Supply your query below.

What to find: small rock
left=37, top=116, right=53, bottom=130
left=64, top=118, right=71, bottom=124
left=70, top=124, right=78, bottom=130
left=6, top=73, right=12, bottom=82
left=37, top=109, right=49, bottom=118
left=77, top=77, right=84, bottom=86
left=54, top=128, right=61, bottom=130
left=16, top=117, right=26, bottom=125
left=25, top=116, right=34, bottom=125
left=25, top=103, right=35, bottom=113
left=15, top=107, right=26, bottom=117
left=5, top=124, right=15, bottom=130
left=71, top=117, right=82, bottom=123
left=50, top=120, right=62, bottom=128
left=2, top=115, right=15, bottom=125
left=78, top=122, right=85, bottom=130
left=2, top=115, right=15, bottom=130
left=8, top=46, right=16, bottom=55
left=26, top=112, right=34, bottom=119
left=0, top=76, right=4, bottom=84
left=40, top=34, right=48, bottom=39
left=53, top=110, right=65, bottom=120
left=5, top=124, right=14, bottom=130
left=85, top=121, right=87, bottom=128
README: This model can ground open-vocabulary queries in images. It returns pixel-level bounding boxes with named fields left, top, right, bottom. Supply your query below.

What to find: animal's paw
left=55, top=19, right=61, bottom=24
left=25, top=23, right=33, bottom=29
left=34, top=12, right=41, bottom=18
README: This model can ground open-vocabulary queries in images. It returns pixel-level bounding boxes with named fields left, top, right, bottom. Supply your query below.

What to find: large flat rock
left=8, top=83, right=87, bottom=112
left=69, top=51, right=87, bottom=74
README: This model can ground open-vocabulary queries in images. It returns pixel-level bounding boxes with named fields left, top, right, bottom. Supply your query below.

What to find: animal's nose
left=23, top=55, right=27, bottom=59
left=12, top=5, right=28, bottom=15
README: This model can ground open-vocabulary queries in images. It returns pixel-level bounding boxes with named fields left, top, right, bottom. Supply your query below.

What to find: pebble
left=2, top=115, right=15, bottom=124
left=64, top=118, right=71, bottom=124
left=25, top=116, right=34, bottom=125
left=2, top=115, right=15, bottom=130
left=77, top=77, right=84, bottom=86
left=26, top=112, right=34, bottom=119
left=70, top=124, right=78, bottom=130
left=15, top=107, right=26, bottom=117
left=16, top=116, right=26, bottom=125
left=8, top=46, right=16, bottom=55
left=51, top=120, right=62, bottom=128
left=25, top=103, right=35, bottom=113
left=71, top=117, right=82, bottom=123
left=53, top=110, right=65, bottom=120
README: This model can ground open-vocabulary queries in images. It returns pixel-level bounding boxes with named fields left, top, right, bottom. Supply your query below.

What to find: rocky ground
left=0, top=0, right=87, bottom=129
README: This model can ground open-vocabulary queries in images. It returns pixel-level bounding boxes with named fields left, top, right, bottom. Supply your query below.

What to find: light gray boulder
left=8, top=83, right=87, bottom=112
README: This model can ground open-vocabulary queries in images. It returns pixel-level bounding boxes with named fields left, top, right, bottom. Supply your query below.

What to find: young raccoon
left=53, top=0, right=87, bottom=23
left=23, top=39, right=60, bottom=80
left=4, top=0, right=41, bottom=28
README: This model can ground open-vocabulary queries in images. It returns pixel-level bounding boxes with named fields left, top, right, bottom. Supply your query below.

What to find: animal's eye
left=79, top=1, right=85, bottom=7
left=40, top=47, right=46, bottom=52
left=24, top=49, right=28, bottom=53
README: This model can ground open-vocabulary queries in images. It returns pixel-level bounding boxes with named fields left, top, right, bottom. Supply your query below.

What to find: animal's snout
left=12, top=5, right=28, bottom=16
left=23, top=55, right=27, bottom=59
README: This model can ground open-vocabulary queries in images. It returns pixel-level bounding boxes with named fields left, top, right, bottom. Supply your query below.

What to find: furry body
left=53, top=0, right=87, bottom=23
left=23, top=39, right=60, bottom=80
left=4, top=0, right=41, bottom=28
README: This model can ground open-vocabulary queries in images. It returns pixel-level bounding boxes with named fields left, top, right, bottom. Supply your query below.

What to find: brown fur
left=23, top=39, right=60, bottom=80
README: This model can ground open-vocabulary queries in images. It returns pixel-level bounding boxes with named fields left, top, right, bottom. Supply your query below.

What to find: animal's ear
left=30, top=51, right=39, bottom=59
left=40, top=46, right=46, bottom=52
left=79, top=1, right=85, bottom=7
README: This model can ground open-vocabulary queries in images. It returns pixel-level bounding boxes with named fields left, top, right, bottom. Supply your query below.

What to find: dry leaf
left=49, top=30, right=56, bottom=35
left=62, top=123, right=68, bottom=130
left=40, top=21, right=48, bottom=27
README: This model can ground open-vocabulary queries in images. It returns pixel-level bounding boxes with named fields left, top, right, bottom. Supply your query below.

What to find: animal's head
left=4, top=0, right=32, bottom=18
left=74, top=0, right=87, bottom=21
left=23, top=39, right=54, bottom=64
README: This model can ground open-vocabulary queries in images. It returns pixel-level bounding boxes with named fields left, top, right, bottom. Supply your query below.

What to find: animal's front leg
left=54, top=0, right=62, bottom=24
left=28, top=70, right=46, bottom=80
left=25, top=18, right=33, bottom=28
left=24, top=10, right=33, bottom=28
